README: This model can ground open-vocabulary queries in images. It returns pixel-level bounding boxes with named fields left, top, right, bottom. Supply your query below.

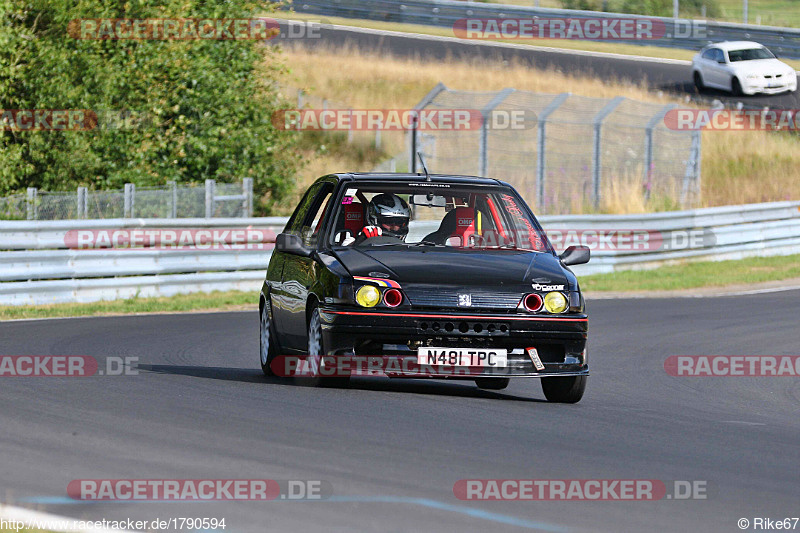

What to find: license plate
left=417, top=347, right=508, bottom=367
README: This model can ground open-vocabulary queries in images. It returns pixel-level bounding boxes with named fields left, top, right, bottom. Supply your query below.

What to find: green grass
left=0, top=290, right=258, bottom=321
left=581, top=253, right=800, bottom=292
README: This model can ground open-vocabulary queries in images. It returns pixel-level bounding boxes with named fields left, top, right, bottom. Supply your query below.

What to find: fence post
left=243, top=178, right=254, bottom=217
left=205, top=179, right=215, bottom=218
left=26, top=187, right=38, bottom=220
left=682, top=130, right=702, bottom=207
left=479, top=88, right=515, bottom=177
left=536, top=93, right=570, bottom=213
left=168, top=180, right=178, bottom=218
left=409, top=82, right=448, bottom=172
left=297, top=89, right=304, bottom=108
left=77, top=187, right=88, bottom=219
left=347, top=109, right=353, bottom=143
left=643, top=103, right=677, bottom=201
left=124, top=183, right=135, bottom=218
left=375, top=128, right=381, bottom=150
left=591, top=96, right=625, bottom=210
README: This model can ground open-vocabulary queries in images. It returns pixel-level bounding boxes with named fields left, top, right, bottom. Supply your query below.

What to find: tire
left=693, top=71, right=704, bottom=93
left=541, top=375, right=586, bottom=403
left=475, top=377, right=510, bottom=390
left=259, top=296, right=279, bottom=376
left=731, top=77, right=743, bottom=96
left=304, top=305, right=349, bottom=388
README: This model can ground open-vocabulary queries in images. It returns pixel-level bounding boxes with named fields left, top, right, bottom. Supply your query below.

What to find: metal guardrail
left=289, top=0, right=800, bottom=59
left=1, top=202, right=799, bottom=305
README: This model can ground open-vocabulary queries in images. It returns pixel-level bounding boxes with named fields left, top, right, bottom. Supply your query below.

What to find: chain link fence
left=1, top=179, right=254, bottom=220
left=408, top=84, right=700, bottom=214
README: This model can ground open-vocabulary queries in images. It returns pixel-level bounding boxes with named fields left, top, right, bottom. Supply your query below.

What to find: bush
left=0, top=0, right=300, bottom=214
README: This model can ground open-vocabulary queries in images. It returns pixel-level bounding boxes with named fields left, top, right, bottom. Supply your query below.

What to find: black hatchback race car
left=260, top=173, right=590, bottom=402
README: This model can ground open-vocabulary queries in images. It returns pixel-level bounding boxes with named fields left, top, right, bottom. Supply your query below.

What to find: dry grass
left=274, top=45, right=800, bottom=212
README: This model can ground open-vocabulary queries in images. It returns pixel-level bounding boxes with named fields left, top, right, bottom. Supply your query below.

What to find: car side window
left=702, top=49, right=715, bottom=60
left=714, top=49, right=726, bottom=63
left=300, top=183, right=334, bottom=247
left=285, top=183, right=323, bottom=235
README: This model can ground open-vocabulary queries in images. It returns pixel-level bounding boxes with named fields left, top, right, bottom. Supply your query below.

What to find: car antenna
left=417, top=151, right=431, bottom=181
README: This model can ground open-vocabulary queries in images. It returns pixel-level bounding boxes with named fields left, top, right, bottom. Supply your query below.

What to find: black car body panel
left=261, top=173, right=589, bottom=380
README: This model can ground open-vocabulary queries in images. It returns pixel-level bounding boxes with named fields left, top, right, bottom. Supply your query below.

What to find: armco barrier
left=288, top=0, right=800, bottom=59
left=1, top=202, right=799, bottom=305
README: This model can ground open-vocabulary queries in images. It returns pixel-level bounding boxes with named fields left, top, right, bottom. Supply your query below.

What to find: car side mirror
left=559, top=245, right=590, bottom=266
left=718, top=59, right=727, bottom=64
left=275, top=232, right=313, bottom=257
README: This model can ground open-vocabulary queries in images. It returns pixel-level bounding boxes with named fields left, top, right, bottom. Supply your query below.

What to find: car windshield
left=328, top=182, right=550, bottom=252
left=728, top=47, right=775, bottom=62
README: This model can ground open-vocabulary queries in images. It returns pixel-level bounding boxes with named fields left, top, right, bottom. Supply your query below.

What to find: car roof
left=330, top=172, right=502, bottom=186
left=704, top=41, right=766, bottom=52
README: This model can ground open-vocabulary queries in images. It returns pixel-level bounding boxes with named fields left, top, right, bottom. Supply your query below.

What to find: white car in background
left=692, top=41, right=798, bottom=96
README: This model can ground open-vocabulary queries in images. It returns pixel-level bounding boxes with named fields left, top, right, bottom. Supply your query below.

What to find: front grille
left=416, top=320, right=510, bottom=336
left=404, top=289, right=522, bottom=310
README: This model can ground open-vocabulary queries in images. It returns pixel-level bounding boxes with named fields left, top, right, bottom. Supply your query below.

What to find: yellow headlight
left=543, top=291, right=568, bottom=313
left=356, top=285, right=381, bottom=307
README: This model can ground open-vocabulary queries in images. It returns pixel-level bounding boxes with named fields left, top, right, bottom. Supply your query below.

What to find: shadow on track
left=137, top=364, right=547, bottom=402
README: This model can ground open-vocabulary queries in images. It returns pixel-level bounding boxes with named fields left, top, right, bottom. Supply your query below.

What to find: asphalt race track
left=276, top=21, right=800, bottom=110
left=2, top=291, right=798, bottom=532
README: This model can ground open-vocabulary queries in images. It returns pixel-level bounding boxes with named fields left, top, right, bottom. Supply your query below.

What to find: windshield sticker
left=501, top=194, right=543, bottom=249
left=342, top=188, right=358, bottom=204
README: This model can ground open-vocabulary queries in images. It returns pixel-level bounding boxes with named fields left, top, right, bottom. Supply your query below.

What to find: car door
left=709, top=48, right=730, bottom=88
left=273, top=180, right=335, bottom=351
left=700, top=48, right=722, bottom=88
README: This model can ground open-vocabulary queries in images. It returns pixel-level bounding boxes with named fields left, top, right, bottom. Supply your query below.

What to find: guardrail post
left=643, top=103, right=677, bottom=201
left=536, top=93, right=570, bottom=213
left=168, top=180, right=178, bottom=218
left=26, top=187, right=38, bottom=220
left=123, top=183, right=135, bottom=218
left=242, top=178, right=254, bottom=217
left=592, top=96, right=625, bottom=210
left=205, top=179, right=215, bottom=218
left=77, top=187, right=88, bottom=219
left=479, top=88, right=515, bottom=178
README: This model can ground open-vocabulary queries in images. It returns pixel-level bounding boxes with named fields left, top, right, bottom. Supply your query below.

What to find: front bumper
left=318, top=307, right=588, bottom=378
left=744, top=76, right=797, bottom=94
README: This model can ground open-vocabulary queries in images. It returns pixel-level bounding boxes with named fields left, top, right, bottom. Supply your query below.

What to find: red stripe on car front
left=323, top=310, right=587, bottom=322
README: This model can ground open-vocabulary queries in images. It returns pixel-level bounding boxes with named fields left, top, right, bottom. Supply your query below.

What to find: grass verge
left=0, top=290, right=257, bottom=321
left=281, top=13, right=800, bottom=70
left=580, top=253, right=800, bottom=292
left=278, top=45, right=800, bottom=210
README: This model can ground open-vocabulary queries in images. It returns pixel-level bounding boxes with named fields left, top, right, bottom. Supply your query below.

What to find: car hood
left=333, top=246, right=569, bottom=288
left=730, top=58, right=794, bottom=75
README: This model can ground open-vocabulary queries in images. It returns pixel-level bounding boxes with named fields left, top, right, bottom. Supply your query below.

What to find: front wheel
left=304, top=305, right=349, bottom=388
left=541, top=375, right=586, bottom=403
left=731, top=77, right=743, bottom=96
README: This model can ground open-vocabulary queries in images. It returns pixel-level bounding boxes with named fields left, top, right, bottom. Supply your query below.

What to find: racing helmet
left=366, top=193, right=411, bottom=240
